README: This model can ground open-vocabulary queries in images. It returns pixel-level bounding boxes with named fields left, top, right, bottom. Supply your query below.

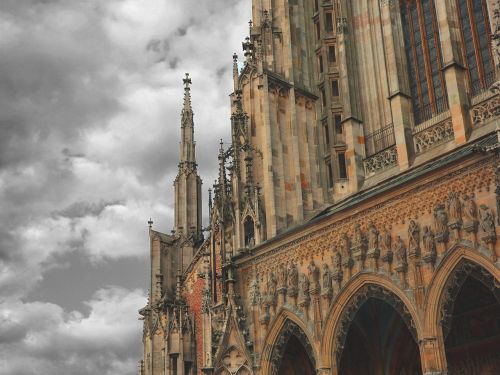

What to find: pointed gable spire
left=179, top=73, right=196, bottom=166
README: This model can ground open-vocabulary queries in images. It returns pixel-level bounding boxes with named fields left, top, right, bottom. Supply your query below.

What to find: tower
left=174, top=73, right=203, bottom=244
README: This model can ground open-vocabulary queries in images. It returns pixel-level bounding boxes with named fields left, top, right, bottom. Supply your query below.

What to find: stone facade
left=140, top=0, right=500, bottom=374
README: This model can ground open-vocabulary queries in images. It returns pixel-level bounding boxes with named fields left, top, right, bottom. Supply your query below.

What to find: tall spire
left=174, top=73, right=202, bottom=242
left=180, top=73, right=196, bottom=166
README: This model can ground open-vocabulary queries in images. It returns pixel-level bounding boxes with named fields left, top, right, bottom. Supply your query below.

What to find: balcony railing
left=413, top=97, right=449, bottom=125
left=364, top=124, right=396, bottom=158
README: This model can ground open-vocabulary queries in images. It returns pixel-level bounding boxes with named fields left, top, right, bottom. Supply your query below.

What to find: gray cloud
left=0, top=0, right=251, bottom=373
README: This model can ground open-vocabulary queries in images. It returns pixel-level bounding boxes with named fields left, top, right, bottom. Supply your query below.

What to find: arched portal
left=441, top=261, right=500, bottom=374
left=338, top=298, right=422, bottom=375
left=335, top=284, right=422, bottom=375
left=269, top=319, right=316, bottom=375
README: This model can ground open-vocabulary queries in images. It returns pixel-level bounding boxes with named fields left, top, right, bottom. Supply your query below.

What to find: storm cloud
left=0, top=0, right=251, bottom=373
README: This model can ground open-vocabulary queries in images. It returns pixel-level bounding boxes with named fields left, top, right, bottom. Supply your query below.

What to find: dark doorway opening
left=277, top=335, right=315, bottom=375
left=445, top=276, right=500, bottom=374
left=338, top=298, right=422, bottom=375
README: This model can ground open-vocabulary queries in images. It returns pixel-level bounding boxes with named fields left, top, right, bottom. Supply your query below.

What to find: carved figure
left=422, top=226, right=435, bottom=254
left=434, top=204, right=448, bottom=234
left=447, top=192, right=462, bottom=223
left=381, top=225, right=392, bottom=253
left=277, top=264, right=287, bottom=289
left=353, top=223, right=364, bottom=247
left=463, top=194, right=478, bottom=222
left=368, top=221, right=379, bottom=249
left=308, top=259, right=320, bottom=289
left=267, top=273, right=277, bottom=306
left=408, top=219, right=420, bottom=250
left=287, top=263, right=299, bottom=296
left=322, top=263, right=333, bottom=292
left=299, top=274, right=310, bottom=302
left=394, top=236, right=407, bottom=266
left=333, top=251, right=342, bottom=270
left=341, top=233, right=351, bottom=259
left=479, top=204, right=496, bottom=236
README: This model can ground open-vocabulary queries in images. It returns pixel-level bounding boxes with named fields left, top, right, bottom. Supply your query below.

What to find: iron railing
left=364, top=124, right=396, bottom=158
left=413, top=96, right=449, bottom=125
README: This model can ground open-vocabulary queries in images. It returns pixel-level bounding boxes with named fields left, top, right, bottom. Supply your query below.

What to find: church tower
left=174, top=73, right=202, bottom=243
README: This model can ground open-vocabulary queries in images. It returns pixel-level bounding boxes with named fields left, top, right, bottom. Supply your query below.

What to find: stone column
left=434, top=0, right=472, bottom=144
left=419, top=336, right=448, bottom=375
left=380, top=0, right=414, bottom=170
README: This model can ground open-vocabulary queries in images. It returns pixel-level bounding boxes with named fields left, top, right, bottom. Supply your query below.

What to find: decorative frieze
left=363, top=145, right=398, bottom=174
left=471, top=94, right=500, bottom=127
left=413, top=119, right=454, bottom=154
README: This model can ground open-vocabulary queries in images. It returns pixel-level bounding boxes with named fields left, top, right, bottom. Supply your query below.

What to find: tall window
left=338, top=153, right=347, bottom=179
left=401, top=0, right=448, bottom=124
left=325, top=12, right=334, bottom=33
left=456, top=0, right=494, bottom=96
left=328, top=45, right=336, bottom=64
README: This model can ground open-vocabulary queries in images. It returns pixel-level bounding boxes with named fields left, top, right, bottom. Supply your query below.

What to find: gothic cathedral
left=140, top=0, right=500, bottom=374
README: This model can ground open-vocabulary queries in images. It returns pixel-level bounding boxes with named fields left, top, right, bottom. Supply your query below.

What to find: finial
left=148, top=218, right=153, bottom=228
left=248, top=19, right=253, bottom=35
left=233, top=53, right=238, bottom=63
left=183, top=73, right=192, bottom=90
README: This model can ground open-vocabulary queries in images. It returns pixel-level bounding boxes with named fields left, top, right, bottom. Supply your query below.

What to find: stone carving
left=248, top=276, right=261, bottom=306
left=332, top=251, right=343, bottom=287
left=363, top=145, right=398, bottom=174
left=413, top=119, right=454, bottom=154
left=463, top=194, right=479, bottom=232
left=352, top=224, right=367, bottom=269
left=408, top=219, right=420, bottom=257
left=336, top=17, right=347, bottom=34
left=394, top=236, right=407, bottom=267
left=266, top=272, right=278, bottom=309
left=287, top=263, right=299, bottom=297
left=340, top=233, right=351, bottom=260
left=447, top=191, right=462, bottom=229
left=277, top=264, right=287, bottom=291
left=471, top=96, right=500, bottom=127
left=422, top=226, right=437, bottom=266
left=308, top=259, right=320, bottom=292
left=299, top=274, right=310, bottom=305
left=322, top=263, right=333, bottom=296
left=479, top=204, right=497, bottom=244
left=368, top=221, right=379, bottom=250
left=434, top=203, right=449, bottom=242
left=381, top=225, right=393, bottom=268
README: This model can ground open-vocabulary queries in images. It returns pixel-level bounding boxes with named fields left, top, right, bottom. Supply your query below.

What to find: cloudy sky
left=0, top=1, right=250, bottom=373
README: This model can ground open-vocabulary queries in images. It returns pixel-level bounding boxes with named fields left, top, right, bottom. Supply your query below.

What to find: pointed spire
left=175, top=269, right=182, bottom=301
left=179, top=73, right=196, bottom=165
left=233, top=53, right=239, bottom=93
left=182, top=72, right=192, bottom=113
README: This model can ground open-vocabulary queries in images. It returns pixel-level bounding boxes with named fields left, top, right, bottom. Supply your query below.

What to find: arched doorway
left=277, top=335, right=315, bottom=375
left=269, top=320, right=316, bottom=375
left=336, top=285, right=422, bottom=375
left=442, top=262, right=500, bottom=374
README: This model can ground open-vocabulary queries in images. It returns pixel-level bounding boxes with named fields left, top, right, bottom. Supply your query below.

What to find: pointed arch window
left=400, top=0, right=448, bottom=124
left=456, top=0, right=495, bottom=96
left=244, top=216, right=255, bottom=247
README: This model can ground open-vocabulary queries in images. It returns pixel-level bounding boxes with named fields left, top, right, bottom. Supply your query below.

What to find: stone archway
left=440, top=260, right=500, bottom=374
left=335, top=284, right=421, bottom=375
left=268, top=319, right=316, bottom=375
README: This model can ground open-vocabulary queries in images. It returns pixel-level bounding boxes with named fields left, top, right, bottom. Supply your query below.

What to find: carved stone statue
left=322, top=263, right=333, bottom=293
left=422, top=226, right=437, bottom=265
left=277, top=264, right=287, bottom=290
left=333, top=251, right=342, bottom=271
left=341, top=233, right=351, bottom=259
left=394, top=236, right=407, bottom=266
left=287, top=263, right=299, bottom=297
left=381, top=225, right=392, bottom=254
left=479, top=204, right=496, bottom=239
left=447, top=192, right=462, bottom=224
left=267, top=273, right=277, bottom=307
left=408, top=219, right=420, bottom=253
left=299, top=274, right=310, bottom=303
left=368, top=221, right=379, bottom=249
left=308, top=259, right=320, bottom=291
left=463, top=194, right=478, bottom=222
left=353, top=223, right=364, bottom=248
left=434, top=203, right=449, bottom=241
